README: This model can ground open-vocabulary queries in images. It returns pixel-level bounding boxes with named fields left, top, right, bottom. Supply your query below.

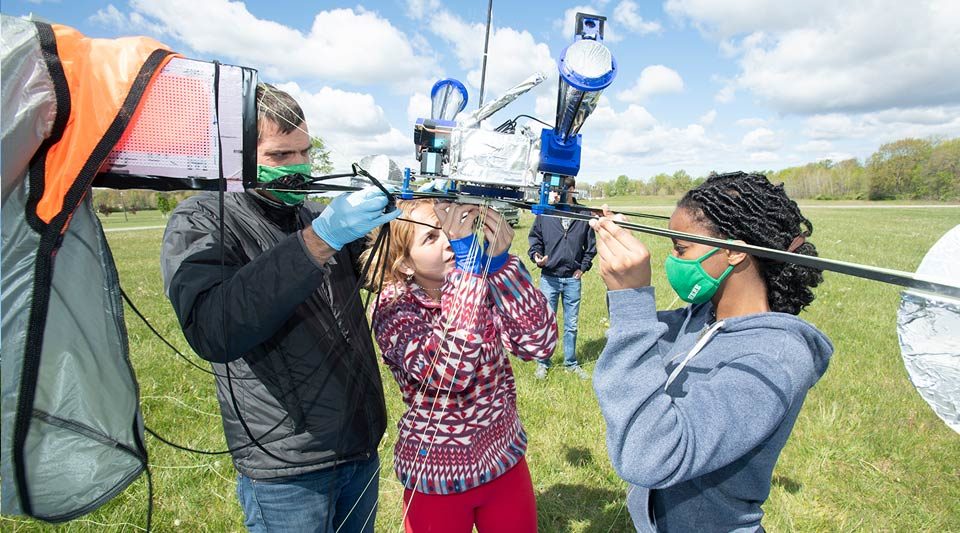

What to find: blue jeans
left=539, top=275, right=581, bottom=368
left=237, top=454, right=379, bottom=533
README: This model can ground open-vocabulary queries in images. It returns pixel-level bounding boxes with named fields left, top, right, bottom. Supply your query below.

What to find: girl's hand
left=480, top=207, right=514, bottom=257
left=588, top=215, right=652, bottom=291
left=435, top=202, right=479, bottom=241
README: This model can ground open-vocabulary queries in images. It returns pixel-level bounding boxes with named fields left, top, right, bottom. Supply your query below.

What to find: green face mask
left=257, top=163, right=312, bottom=205
left=665, top=247, right=735, bottom=304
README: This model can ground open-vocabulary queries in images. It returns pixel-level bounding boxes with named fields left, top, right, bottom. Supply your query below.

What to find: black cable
left=139, top=203, right=394, bottom=456
left=514, top=114, right=555, bottom=129
left=494, top=119, right=516, bottom=134
left=215, top=160, right=397, bottom=467
left=144, top=462, right=153, bottom=532
left=119, top=286, right=263, bottom=380
left=363, top=228, right=388, bottom=310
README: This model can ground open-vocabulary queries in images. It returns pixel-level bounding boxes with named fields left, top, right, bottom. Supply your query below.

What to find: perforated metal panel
left=98, top=57, right=257, bottom=191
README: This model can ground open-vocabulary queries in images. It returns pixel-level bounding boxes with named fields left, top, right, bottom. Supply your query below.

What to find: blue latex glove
left=311, top=186, right=401, bottom=250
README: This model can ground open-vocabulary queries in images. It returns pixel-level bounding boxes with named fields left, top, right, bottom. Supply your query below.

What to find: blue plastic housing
left=537, top=128, right=582, bottom=177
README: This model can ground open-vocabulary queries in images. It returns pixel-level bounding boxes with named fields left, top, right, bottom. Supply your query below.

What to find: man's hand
left=310, top=186, right=401, bottom=250
left=572, top=269, right=583, bottom=280
left=588, top=215, right=651, bottom=291
left=534, top=254, right=549, bottom=267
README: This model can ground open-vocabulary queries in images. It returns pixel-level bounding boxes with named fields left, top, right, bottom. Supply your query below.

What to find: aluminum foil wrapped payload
left=897, top=225, right=960, bottom=433
left=448, top=127, right=539, bottom=188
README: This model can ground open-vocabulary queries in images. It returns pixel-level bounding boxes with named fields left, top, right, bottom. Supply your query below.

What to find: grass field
left=3, top=203, right=958, bottom=532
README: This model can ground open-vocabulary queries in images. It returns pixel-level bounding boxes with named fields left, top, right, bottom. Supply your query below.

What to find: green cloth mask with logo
left=257, top=163, right=312, bottom=205
left=665, top=247, right=734, bottom=304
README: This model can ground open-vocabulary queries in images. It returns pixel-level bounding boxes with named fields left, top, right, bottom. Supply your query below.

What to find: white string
left=258, top=84, right=350, bottom=162
left=140, top=395, right=220, bottom=418
left=606, top=485, right=633, bottom=533
left=396, top=204, right=491, bottom=527
left=335, top=205, right=497, bottom=531
left=399, top=203, right=503, bottom=530
left=334, top=459, right=382, bottom=533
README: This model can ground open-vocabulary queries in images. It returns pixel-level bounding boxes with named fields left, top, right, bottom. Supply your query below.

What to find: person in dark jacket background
left=160, top=84, right=399, bottom=533
left=527, top=177, right=597, bottom=380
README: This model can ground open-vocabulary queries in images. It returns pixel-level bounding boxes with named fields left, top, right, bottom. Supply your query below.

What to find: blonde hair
left=360, top=199, right=436, bottom=293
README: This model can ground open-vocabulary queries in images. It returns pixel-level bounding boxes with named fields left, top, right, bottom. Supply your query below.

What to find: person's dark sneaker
left=566, top=364, right=589, bottom=380
left=534, top=364, right=549, bottom=380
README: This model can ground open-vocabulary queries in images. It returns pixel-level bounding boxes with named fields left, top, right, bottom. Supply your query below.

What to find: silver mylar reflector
left=555, top=39, right=616, bottom=143
left=431, top=78, right=468, bottom=121
left=897, top=224, right=960, bottom=433
left=351, top=154, right=404, bottom=190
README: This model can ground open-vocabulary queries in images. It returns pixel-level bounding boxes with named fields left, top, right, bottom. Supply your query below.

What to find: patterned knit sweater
left=372, top=255, right=557, bottom=495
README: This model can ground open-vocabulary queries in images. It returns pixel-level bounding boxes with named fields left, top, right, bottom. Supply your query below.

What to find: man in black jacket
left=527, top=177, right=597, bottom=380
left=160, top=84, right=399, bottom=532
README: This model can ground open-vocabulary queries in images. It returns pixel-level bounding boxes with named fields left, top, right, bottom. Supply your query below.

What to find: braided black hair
left=678, top=171, right=824, bottom=315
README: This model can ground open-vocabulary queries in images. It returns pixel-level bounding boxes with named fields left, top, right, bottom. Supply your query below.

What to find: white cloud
left=427, top=9, right=555, bottom=98
left=276, top=84, right=391, bottom=137
left=613, top=1, right=662, bottom=35
left=735, top=117, right=767, bottom=128
left=668, top=0, right=960, bottom=114
left=92, top=1, right=437, bottom=88
left=534, top=95, right=557, bottom=122
left=797, top=140, right=832, bottom=152
left=749, top=151, right=780, bottom=162
left=407, top=93, right=431, bottom=123
left=617, top=65, right=684, bottom=102
left=90, top=4, right=168, bottom=36
left=405, top=0, right=441, bottom=19
left=802, top=114, right=862, bottom=140
left=699, top=109, right=717, bottom=126
left=268, top=83, right=413, bottom=171
left=804, top=106, right=960, bottom=142
left=665, top=0, right=831, bottom=38
left=579, top=105, right=720, bottom=168
left=714, top=83, right=736, bottom=104
left=90, top=5, right=126, bottom=27
left=742, top=127, right=781, bottom=150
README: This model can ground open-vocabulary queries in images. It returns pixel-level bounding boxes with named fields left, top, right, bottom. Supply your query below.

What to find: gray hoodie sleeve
left=593, top=287, right=800, bottom=489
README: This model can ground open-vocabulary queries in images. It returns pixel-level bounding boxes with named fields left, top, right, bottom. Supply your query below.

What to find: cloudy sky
left=9, top=0, right=960, bottom=182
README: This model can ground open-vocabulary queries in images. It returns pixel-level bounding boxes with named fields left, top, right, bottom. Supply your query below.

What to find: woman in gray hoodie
left=589, top=172, right=832, bottom=532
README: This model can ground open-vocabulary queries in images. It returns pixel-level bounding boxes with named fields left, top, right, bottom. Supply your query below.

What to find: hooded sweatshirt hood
left=705, top=308, right=833, bottom=377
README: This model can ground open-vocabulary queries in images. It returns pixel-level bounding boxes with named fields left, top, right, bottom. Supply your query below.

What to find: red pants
left=402, top=456, right=537, bottom=532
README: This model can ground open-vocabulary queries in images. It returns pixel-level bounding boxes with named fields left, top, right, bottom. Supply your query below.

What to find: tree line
left=587, top=137, right=959, bottom=201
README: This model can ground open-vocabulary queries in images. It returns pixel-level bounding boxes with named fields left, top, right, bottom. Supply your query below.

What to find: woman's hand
left=589, top=211, right=652, bottom=291
left=480, top=206, right=514, bottom=257
left=435, top=202, right=479, bottom=241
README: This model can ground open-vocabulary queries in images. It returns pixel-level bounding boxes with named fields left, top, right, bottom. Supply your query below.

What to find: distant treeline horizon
left=587, top=136, right=959, bottom=201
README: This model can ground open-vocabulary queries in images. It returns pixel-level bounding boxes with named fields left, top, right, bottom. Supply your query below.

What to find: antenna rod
left=478, top=0, right=493, bottom=110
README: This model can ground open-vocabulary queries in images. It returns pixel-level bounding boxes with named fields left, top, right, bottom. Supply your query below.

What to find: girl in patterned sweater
left=366, top=199, right=557, bottom=532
